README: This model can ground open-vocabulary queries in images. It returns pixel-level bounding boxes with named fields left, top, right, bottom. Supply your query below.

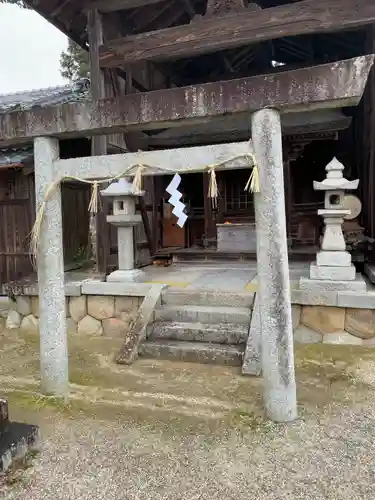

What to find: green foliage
left=60, top=39, right=90, bottom=81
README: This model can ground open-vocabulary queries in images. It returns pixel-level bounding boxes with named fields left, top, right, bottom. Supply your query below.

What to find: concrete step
left=162, top=289, right=255, bottom=308
left=139, top=340, right=244, bottom=366
left=172, top=251, right=257, bottom=263
left=149, top=321, right=249, bottom=344
left=154, top=305, right=251, bottom=325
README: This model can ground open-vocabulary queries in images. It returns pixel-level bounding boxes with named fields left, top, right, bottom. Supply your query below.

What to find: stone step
left=161, top=289, right=255, bottom=308
left=149, top=321, right=249, bottom=344
left=154, top=305, right=251, bottom=325
left=139, top=340, right=244, bottom=366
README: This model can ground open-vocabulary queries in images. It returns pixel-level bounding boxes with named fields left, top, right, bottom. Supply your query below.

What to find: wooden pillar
left=203, top=173, right=215, bottom=239
left=283, top=142, right=293, bottom=249
left=368, top=27, right=375, bottom=239
left=87, top=8, right=109, bottom=273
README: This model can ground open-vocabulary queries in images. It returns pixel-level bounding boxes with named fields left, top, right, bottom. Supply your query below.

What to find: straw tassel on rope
left=132, top=164, right=145, bottom=194
left=207, top=166, right=219, bottom=209
left=88, top=181, right=100, bottom=214
left=244, top=153, right=260, bottom=194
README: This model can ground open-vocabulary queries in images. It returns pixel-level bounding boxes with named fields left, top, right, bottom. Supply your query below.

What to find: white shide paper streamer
left=166, top=174, right=187, bottom=228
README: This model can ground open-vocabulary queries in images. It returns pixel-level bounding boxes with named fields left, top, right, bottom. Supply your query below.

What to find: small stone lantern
left=300, top=157, right=366, bottom=291
left=101, top=178, right=145, bottom=282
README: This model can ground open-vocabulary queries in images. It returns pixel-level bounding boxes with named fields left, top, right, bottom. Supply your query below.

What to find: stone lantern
left=101, top=178, right=145, bottom=282
left=300, top=157, right=366, bottom=291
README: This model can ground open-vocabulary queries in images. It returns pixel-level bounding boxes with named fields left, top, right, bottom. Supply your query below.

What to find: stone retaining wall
left=6, top=295, right=141, bottom=338
left=292, top=304, right=375, bottom=346
left=3, top=290, right=375, bottom=347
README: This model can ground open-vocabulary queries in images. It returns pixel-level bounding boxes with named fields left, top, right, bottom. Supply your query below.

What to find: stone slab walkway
left=6, top=261, right=375, bottom=295
left=142, top=261, right=309, bottom=291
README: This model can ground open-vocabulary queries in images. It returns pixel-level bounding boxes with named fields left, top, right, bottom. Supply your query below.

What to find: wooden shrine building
left=2, top=0, right=375, bottom=277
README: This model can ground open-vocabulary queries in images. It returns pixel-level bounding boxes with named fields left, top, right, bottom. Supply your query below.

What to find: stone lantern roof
left=313, top=157, right=359, bottom=191
left=101, top=178, right=144, bottom=197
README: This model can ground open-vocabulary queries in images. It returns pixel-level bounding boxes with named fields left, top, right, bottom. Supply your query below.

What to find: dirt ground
left=2, top=328, right=375, bottom=499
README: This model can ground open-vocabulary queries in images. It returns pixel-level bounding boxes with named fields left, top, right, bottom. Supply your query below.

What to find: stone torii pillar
left=34, top=137, right=68, bottom=397
left=252, top=108, right=297, bottom=423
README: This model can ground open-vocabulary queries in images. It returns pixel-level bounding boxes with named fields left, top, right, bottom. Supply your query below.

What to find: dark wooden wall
left=61, top=182, right=91, bottom=264
left=0, top=168, right=35, bottom=286
left=0, top=168, right=91, bottom=287
left=356, top=26, right=375, bottom=242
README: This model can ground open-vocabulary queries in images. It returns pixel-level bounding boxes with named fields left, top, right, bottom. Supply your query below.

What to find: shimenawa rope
left=30, top=149, right=259, bottom=263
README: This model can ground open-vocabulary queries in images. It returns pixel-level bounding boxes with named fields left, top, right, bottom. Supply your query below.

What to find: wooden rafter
left=85, top=0, right=165, bottom=12
left=98, top=0, right=375, bottom=66
left=134, top=0, right=188, bottom=34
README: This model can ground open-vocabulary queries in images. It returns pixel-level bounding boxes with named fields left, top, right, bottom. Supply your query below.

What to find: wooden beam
left=0, top=56, right=371, bottom=147
left=53, top=142, right=253, bottom=181
left=87, top=8, right=109, bottom=274
left=99, top=0, right=375, bottom=66
left=87, top=9, right=107, bottom=155
left=87, top=0, right=164, bottom=13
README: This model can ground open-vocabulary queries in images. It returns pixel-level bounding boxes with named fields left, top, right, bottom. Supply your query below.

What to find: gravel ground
left=2, top=329, right=375, bottom=499
left=2, top=400, right=375, bottom=500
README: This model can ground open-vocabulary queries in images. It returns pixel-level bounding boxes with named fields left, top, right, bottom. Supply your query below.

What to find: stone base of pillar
left=299, top=274, right=366, bottom=292
left=106, top=269, right=145, bottom=283
left=310, top=262, right=356, bottom=281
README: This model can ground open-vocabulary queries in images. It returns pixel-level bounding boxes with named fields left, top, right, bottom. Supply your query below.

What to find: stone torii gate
left=0, top=55, right=373, bottom=422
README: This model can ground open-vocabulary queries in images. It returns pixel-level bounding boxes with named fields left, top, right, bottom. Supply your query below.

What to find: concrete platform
left=5, top=260, right=375, bottom=309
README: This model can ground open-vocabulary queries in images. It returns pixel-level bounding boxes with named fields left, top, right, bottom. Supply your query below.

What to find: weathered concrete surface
left=34, top=137, right=68, bottom=397
left=252, top=108, right=297, bottom=422
left=299, top=275, right=367, bottom=293
left=155, top=305, right=250, bottom=324
left=150, top=321, right=248, bottom=344
left=162, top=289, right=255, bottom=308
left=242, top=294, right=261, bottom=376
left=309, top=263, right=356, bottom=281
left=56, top=142, right=253, bottom=181
left=117, top=284, right=166, bottom=365
left=0, top=56, right=373, bottom=146
left=139, top=340, right=244, bottom=366
left=2, top=327, right=375, bottom=500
